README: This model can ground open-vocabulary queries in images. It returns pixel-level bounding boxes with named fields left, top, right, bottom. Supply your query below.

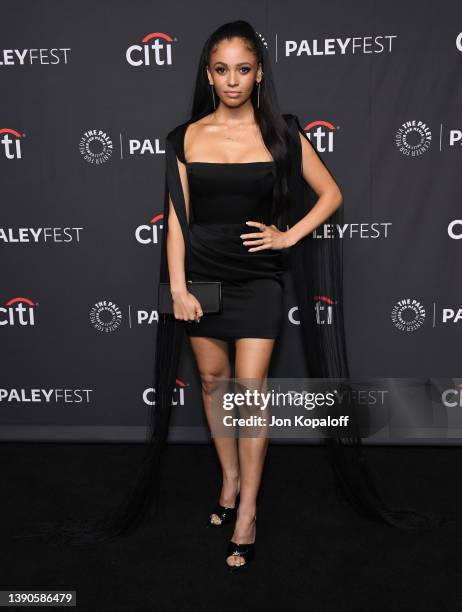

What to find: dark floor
left=1, top=442, right=461, bottom=611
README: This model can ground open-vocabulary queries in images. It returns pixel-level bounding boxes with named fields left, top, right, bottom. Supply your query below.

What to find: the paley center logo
left=126, top=31, right=176, bottom=67
left=90, top=300, right=122, bottom=332
left=395, top=120, right=432, bottom=157
left=391, top=298, right=426, bottom=332
left=79, top=129, right=113, bottom=164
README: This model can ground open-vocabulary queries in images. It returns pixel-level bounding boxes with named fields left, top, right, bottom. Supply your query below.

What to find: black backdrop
left=2, top=1, right=461, bottom=443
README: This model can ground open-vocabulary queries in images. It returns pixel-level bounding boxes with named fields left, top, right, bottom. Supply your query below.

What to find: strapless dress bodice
left=186, top=161, right=276, bottom=225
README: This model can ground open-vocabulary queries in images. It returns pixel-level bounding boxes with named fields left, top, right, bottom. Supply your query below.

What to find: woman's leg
left=189, top=336, right=240, bottom=524
left=226, top=337, right=275, bottom=567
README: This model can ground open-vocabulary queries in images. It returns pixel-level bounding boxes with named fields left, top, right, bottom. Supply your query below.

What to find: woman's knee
left=198, top=369, right=230, bottom=396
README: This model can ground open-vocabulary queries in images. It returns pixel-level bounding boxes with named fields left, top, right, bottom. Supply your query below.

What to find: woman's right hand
left=171, top=289, right=203, bottom=323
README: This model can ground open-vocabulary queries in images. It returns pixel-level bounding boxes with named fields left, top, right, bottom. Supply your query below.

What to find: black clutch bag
left=158, top=280, right=222, bottom=315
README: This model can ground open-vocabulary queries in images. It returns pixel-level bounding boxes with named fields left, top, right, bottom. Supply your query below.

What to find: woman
left=165, top=38, right=343, bottom=570
left=23, top=19, right=442, bottom=565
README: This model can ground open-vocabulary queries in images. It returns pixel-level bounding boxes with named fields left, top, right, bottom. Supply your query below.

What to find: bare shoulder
left=193, top=112, right=216, bottom=126
left=185, top=113, right=216, bottom=138
left=183, top=114, right=218, bottom=158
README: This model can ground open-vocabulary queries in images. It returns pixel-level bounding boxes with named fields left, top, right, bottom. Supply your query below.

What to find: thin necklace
left=213, top=111, right=252, bottom=143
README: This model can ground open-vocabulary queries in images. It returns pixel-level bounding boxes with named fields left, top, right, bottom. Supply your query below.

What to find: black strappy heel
left=225, top=516, right=256, bottom=572
left=206, top=493, right=240, bottom=527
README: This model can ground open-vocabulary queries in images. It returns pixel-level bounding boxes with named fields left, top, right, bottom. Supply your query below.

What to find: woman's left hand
left=240, top=221, right=291, bottom=252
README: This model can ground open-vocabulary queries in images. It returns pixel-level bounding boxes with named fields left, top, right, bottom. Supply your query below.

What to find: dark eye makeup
left=214, top=65, right=252, bottom=75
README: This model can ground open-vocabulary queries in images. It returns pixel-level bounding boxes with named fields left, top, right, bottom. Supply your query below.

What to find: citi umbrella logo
left=136, top=211, right=164, bottom=245
left=442, top=383, right=462, bottom=407
left=126, top=31, right=176, bottom=67
left=0, top=128, right=23, bottom=159
left=302, top=120, right=338, bottom=153
left=0, top=297, right=37, bottom=326
left=145, top=378, right=189, bottom=407
left=314, top=295, right=335, bottom=324
left=288, top=294, right=336, bottom=325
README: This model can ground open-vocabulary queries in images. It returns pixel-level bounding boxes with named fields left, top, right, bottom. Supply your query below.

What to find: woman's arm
left=242, top=130, right=344, bottom=252
left=166, top=155, right=190, bottom=297
left=284, top=132, right=343, bottom=247
left=165, top=154, right=202, bottom=321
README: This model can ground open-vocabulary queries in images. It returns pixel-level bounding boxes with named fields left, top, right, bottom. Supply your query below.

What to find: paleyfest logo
left=126, top=31, right=175, bottom=67
left=395, top=120, right=432, bottom=157
left=79, top=129, right=113, bottom=164
left=284, top=35, right=397, bottom=57
left=1, top=128, right=23, bottom=159
left=0, top=47, right=71, bottom=66
left=391, top=298, right=426, bottom=332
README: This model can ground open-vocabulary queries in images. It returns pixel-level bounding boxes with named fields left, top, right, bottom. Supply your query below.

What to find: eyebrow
left=212, top=62, right=252, bottom=67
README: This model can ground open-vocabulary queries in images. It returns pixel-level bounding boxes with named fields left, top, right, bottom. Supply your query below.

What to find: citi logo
left=314, top=295, right=334, bottom=324
left=136, top=212, right=164, bottom=244
left=0, top=297, right=37, bottom=326
left=126, top=31, right=175, bottom=67
left=303, top=120, right=338, bottom=153
left=456, top=32, right=462, bottom=52
left=288, top=295, right=335, bottom=325
left=0, top=128, right=23, bottom=159
left=144, top=378, right=189, bottom=406
left=441, top=384, right=462, bottom=407
left=448, top=220, right=462, bottom=240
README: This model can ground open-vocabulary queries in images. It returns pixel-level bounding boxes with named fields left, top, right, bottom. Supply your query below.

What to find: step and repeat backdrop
left=2, top=1, right=461, bottom=443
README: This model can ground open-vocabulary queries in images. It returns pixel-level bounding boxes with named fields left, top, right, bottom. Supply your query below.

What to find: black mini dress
left=184, top=161, right=284, bottom=340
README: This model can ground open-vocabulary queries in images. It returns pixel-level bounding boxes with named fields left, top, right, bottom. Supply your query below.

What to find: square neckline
left=182, top=121, right=275, bottom=166
left=185, top=161, right=275, bottom=165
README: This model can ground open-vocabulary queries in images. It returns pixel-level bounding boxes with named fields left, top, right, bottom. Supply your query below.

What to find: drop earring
left=209, top=82, right=216, bottom=110
left=257, top=71, right=263, bottom=109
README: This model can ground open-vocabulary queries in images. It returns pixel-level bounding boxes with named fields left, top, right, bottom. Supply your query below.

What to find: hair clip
left=255, top=31, right=269, bottom=49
